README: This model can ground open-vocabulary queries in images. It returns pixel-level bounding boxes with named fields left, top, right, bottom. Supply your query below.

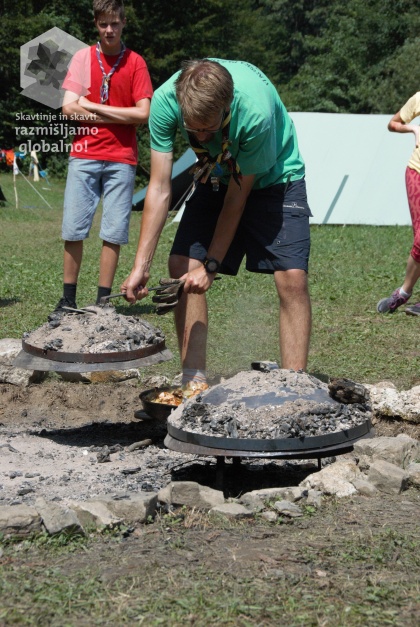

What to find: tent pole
left=13, top=173, right=18, bottom=209
left=17, top=168, right=53, bottom=210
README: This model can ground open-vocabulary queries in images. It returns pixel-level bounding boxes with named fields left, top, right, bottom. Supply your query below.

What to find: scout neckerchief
left=187, top=110, right=242, bottom=191
left=96, top=42, right=126, bottom=104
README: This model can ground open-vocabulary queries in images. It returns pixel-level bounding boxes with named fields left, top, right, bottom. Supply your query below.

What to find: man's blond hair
left=175, top=60, right=233, bottom=122
left=93, top=0, right=125, bottom=21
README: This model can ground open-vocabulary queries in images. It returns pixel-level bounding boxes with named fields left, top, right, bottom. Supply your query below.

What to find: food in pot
left=182, top=381, right=209, bottom=398
left=147, top=388, right=184, bottom=406
left=146, top=381, right=209, bottom=406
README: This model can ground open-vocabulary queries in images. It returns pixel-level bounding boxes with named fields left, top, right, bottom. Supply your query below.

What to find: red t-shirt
left=63, top=45, right=153, bottom=165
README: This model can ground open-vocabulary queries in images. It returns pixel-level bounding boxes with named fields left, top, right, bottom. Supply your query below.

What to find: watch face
left=205, top=257, right=220, bottom=273
left=207, top=260, right=218, bottom=272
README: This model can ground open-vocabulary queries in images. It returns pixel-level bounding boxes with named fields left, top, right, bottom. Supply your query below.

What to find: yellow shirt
left=400, top=92, right=420, bottom=174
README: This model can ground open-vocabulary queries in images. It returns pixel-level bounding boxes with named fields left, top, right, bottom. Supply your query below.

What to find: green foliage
left=282, top=0, right=420, bottom=112
left=129, top=0, right=243, bottom=87
left=2, top=0, right=420, bottom=175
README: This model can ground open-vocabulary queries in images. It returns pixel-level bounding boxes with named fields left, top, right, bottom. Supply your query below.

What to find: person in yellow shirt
left=377, top=92, right=420, bottom=316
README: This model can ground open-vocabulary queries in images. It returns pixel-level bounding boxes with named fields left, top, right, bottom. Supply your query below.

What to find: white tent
left=165, top=113, right=417, bottom=226
left=291, top=112, right=416, bottom=225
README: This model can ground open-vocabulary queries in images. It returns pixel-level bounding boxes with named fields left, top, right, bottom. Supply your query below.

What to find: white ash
left=23, top=308, right=164, bottom=354
left=168, top=369, right=371, bottom=440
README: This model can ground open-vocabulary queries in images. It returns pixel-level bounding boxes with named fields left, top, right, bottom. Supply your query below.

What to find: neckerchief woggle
left=187, top=110, right=242, bottom=191
left=96, top=42, right=126, bottom=104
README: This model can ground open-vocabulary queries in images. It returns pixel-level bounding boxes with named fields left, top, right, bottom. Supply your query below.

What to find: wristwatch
left=203, top=256, right=221, bottom=273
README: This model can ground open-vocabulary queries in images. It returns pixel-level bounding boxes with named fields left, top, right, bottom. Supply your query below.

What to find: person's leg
left=402, top=254, right=420, bottom=295
left=377, top=167, right=420, bottom=313
left=403, top=167, right=420, bottom=294
left=55, top=158, right=102, bottom=311
left=239, top=178, right=312, bottom=369
left=98, top=162, right=136, bottom=300
left=168, top=183, right=233, bottom=386
left=63, top=241, right=83, bottom=284
left=274, top=269, right=311, bottom=370
left=168, top=254, right=208, bottom=373
left=98, top=241, right=120, bottom=289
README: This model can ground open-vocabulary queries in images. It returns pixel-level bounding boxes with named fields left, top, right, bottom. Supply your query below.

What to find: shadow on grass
left=0, top=297, right=20, bottom=308
left=309, top=371, right=330, bottom=383
left=114, top=302, right=156, bottom=315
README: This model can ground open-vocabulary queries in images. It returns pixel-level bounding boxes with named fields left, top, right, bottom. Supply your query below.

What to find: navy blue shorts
left=170, top=177, right=312, bottom=275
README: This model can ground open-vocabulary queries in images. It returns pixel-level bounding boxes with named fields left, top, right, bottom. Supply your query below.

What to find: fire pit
left=14, top=308, right=172, bottom=372
left=165, top=368, right=372, bottom=467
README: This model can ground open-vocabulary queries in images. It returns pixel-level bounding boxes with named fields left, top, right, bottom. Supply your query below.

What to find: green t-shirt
left=149, top=59, right=305, bottom=190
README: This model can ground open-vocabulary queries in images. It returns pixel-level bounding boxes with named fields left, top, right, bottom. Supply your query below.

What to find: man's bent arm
left=208, top=174, right=255, bottom=262
left=62, top=90, right=108, bottom=122
left=62, top=91, right=150, bottom=125
left=122, top=150, right=174, bottom=301
left=78, top=96, right=150, bottom=125
left=183, top=174, right=255, bottom=293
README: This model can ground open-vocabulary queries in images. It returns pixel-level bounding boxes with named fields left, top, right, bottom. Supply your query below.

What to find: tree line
left=1, top=0, right=420, bottom=178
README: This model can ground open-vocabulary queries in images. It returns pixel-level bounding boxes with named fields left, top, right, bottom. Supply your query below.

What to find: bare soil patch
left=0, top=379, right=420, bottom=625
left=0, top=379, right=419, bottom=506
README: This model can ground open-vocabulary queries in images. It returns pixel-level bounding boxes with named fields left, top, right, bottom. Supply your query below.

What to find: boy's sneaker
left=376, top=288, right=411, bottom=314
left=48, top=296, right=78, bottom=321
left=405, top=303, right=420, bottom=316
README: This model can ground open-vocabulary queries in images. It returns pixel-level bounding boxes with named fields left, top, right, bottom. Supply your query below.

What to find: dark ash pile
left=169, top=369, right=371, bottom=440
left=23, top=308, right=164, bottom=355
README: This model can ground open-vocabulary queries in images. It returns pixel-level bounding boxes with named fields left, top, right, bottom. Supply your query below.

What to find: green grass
left=1, top=172, right=419, bottom=388
left=0, top=519, right=419, bottom=626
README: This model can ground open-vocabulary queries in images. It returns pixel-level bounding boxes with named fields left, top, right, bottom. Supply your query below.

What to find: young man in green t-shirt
left=122, top=59, right=312, bottom=390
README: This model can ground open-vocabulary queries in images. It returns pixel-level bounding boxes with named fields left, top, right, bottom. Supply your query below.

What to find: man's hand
left=120, top=269, right=150, bottom=303
left=182, top=265, right=215, bottom=294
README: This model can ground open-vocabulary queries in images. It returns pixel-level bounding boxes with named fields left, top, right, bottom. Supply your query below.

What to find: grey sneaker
left=377, top=288, right=411, bottom=314
left=405, top=303, right=420, bottom=316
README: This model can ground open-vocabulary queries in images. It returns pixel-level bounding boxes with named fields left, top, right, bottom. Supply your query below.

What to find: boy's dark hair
left=93, top=0, right=125, bottom=20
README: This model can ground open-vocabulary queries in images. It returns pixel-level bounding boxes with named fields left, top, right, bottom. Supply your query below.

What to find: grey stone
left=351, top=479, right=378, bottom=497
left=0, top=338, right=46, bottom=386
left=243, top=487, right=305, bottom=502
left=35, top=497, right=85, bottom=536
left=209, top=503, right=253, bottom=519
left=59, top=369, right=140, bottom=383
left=273, top=500, right=303, bottom=518
left=157, top=484, right=172, bottom=504
left=261, top=510, right=278, bottom=522
left=238, top=493, right=265, bottom=512
left=406, top=462, right=420, bottom=488
left=353, top=435, right=420, bottom=469
left=142, top=374, right=170, bottom=388
left=306, top=489, right=323, bottom=508
left=70, top=494, right=157, bottom=528
left=69, top=499, right=123, bottom=529
left=105, top=493, right=158, bottom=523
left=300, top=460, right=360, bottom=498
left=368, top=460, right=409, bottom=494
left=366, top=384, right=420, bottom=424
left=158, top=481, right=225, bottom=510
left=0, top=504, right=42, bottom=537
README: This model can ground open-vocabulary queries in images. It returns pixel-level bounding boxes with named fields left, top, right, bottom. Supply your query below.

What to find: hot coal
left=168, top=369, right=371, bottom=440
left=23, top=307, right=164, bottom=355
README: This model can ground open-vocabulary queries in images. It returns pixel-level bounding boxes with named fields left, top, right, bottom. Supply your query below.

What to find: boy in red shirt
left=52, top=0, right=153, bottom=314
